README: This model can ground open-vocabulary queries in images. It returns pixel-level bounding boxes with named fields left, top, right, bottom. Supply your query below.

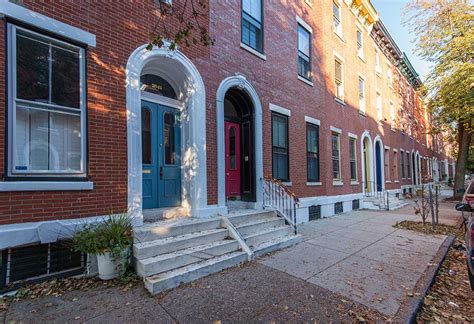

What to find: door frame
left=216, top=75, right=263, bottom=212
left=141, top=92, right=184, bottom=209
left=373, top=135, right=385, bottom=192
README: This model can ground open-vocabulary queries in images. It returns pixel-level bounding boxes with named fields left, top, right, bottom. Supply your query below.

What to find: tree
left=147, top=0, right=214, bottom=51
left=405, top=0, right=474, bottom=198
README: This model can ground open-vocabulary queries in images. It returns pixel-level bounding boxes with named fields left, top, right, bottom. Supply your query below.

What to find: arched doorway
left=375, top=141, right=383, bottom=191
left=361, top=134, right=373, bottom=193
left=126, top=43, right=210, bottom=225
left=216, top=76, right=263, bottom=211
left=224, top=88, right=255, bottom=202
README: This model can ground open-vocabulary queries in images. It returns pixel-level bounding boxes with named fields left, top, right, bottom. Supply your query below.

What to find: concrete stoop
left=362, top=196, right=408, bottom=211
left=134, top=210, right=301, bottom=295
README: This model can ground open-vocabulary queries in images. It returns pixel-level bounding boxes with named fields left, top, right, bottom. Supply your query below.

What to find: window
left=242, top=0, right=263, bottom=53
left=332, top=132, right=341, bottom=180
left=401, top=151, right=405, bottom=178
left=389, top=101, right=395, bottom=126
left=356, top=30, right=363, bottom=58
left=358, top=77, right=366, bottom=113
left=406, top=152, right=411, bottom=178
left=384, top=148, right=390, bottom=181
left=393, top=151, right=399, bottom=180
left=387, top=68, right=393, bottom=88
left=349, top=137, right=357, bottom=181
left=272, top=113, right=289, bottom=181
left=333, top=2, right=342, bottom=36
left=375, top=49, right=381, bottom=74
left=335, top=59, right=344, bottom=100
left=306, top=123, right=319, bottom=182
left=8, top=25, right=86, bottom=177
left=376, top=92, right=382, bottom=121
left=298, top=24, right=311, bottom=80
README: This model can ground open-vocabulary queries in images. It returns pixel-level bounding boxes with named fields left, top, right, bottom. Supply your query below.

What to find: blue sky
left=371, top=0, right=430, bottom=80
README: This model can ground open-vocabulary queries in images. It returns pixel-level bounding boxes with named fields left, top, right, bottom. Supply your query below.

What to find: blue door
left=142, top=101, right=181, bottom=209
left=375, top=142, right=382, bottom=192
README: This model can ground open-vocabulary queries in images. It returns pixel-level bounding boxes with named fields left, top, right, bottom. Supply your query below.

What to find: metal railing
left=362, top=181, right=390, bottom=210
left=262, top=176, right=299, bottom=234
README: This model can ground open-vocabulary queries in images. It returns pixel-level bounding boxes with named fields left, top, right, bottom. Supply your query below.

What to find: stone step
left=235, top=217, right=284, bottom=237
left=137, top=239, right=240, bottom=277
left=244, top=225, right=293, bottom=248
left=133, top=228, right=229, bottom=260
left=134, top=218, right=222, bottom=243
left=253, top=234, right=303, bottom=258
left=227, top=210, right=276, bottom=226
left=144, top=251, right=248, bottom=295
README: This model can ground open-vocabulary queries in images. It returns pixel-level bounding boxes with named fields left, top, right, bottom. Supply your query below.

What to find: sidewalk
left=1, top=208, right=451, bottom=323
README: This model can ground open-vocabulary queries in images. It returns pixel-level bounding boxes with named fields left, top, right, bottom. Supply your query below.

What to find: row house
left=0, top=0, right=455, bottom=293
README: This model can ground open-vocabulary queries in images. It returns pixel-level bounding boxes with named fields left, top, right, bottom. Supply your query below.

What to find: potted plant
left=73, top=212, right=133, bottom=280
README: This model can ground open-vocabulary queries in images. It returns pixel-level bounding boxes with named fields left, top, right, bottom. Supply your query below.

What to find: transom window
left=272, top=113, right=289, bottom=181
left=333, top=2, right=342, bottom=36
left=242, top=0, right=263, bottom=53
left=298, top=24, right=311, bottom=81
left=306, top=123, right=319, bottom=182
left=8, top=25, right=86, bottom=176
left=331, top=132, right=341, bottom=180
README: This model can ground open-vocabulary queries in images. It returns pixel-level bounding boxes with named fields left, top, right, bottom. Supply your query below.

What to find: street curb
left=393, top=234, right=455, bottom=323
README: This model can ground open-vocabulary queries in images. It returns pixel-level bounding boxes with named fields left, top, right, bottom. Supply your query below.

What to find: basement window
left=335, top=202, right=343, bottom=214
left=1, top=241, right=86, bottom=293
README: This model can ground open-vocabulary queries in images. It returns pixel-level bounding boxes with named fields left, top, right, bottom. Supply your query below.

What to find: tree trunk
left=453, top=122, right=471, bottom=199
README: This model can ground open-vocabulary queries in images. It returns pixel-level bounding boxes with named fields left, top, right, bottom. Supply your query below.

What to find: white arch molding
left=360, top=130, right=374, bottom=193
left=373, top=135, right=385, bottom=191
left=126, top=43, right=217, bottom=226
left=216, top=75, right=263, bottom=211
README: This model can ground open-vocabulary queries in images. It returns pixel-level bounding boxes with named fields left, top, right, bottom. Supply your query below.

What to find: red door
left=225, top=121, right=241, bottom=198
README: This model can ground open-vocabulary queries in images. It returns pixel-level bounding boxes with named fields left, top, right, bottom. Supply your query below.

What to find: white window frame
left=333, top=1, right=343, bottom=37
left=375, top=91, right=382, bottom=121
left=334, top=55, right=344, bottom=102
left=349, top=135, right=358, bottom=182
left=358, top=75, right=366, bottom=114
left=7, top=24, right=87, bottom=178
left=356, top=29, right=364, bottom=60
left=384, top=146, right=390, bottom=182
left=331, top=132, right=341, bottom=182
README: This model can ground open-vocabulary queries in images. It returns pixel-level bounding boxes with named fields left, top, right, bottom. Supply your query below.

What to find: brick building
left=0, top=0, right=455, bottom=291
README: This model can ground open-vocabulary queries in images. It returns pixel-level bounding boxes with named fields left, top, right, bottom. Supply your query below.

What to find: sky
left=371, top=0, right=431, bottom=81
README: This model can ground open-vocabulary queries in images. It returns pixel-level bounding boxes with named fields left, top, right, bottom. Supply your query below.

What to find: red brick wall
left=0, top=0, right=210, bottom=225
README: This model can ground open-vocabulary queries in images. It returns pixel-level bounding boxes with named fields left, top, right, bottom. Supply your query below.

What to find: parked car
left=455, top=180, right=474, bottom=290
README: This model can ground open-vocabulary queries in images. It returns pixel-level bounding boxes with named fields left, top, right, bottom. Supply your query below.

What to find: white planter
left=96, top=249, right=129, bottom=280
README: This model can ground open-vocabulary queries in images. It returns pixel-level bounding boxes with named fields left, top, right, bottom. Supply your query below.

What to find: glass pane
left=273, top=152, right=288, bottom=180
left=335, top=60, right=342, bottom=81
left=350, top=161, right=357, bottom=180
left=230, top=127, right=237, bottom=170
left=164, top=112, right=176, bottom=165
left=333, top=3, right=340, bottom=19
left=16, top=33, right=49, bottom=103
left=142, top=108, right=152, bottom=164
left=140, top=74, right=177, bottom=99
left=298, top=26, right=310, bottom=56
left=349, top=139, right=356, bottom=159
left=15, top=106, right=81, bottom=172
left=242, top=0, right=261, bottom=22
left=332, top=159, right=340, bottom=179
left=308, top=156, right=319, bottom=181
left=52, top=46, right=80, bottom=108
left=272, top=115, right=287, bottom=148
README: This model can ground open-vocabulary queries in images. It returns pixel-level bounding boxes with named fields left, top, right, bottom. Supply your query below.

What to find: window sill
left=240, top=42, right=266, bottom=61
left=298, top=75, right=314, bottom=86
left=385, top=180, right=392, bottom=183
left=282, top=181, right=292, bottom=187
left=304, top=0, right=313, bottom=7
left=376, top=71, right=381, bottom=77
left=0, top=181, right=94, bottom=192
left=307, top=182, right=322, bottom=186
left=350, top=181, right=359, bottom=185
left=359, top=111, right=366, bottom=117
left=333, top=180, right=344, bottom=186
left=358, top=55, right=365, bottom=63
left=394, top=180, right=400, bottom=183
left=334, top=97, right=346, bottom=105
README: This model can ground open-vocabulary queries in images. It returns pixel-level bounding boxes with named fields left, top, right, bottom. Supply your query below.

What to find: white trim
left=126, top=43, right=212, bottom=225
left=350, top=181, right=359, bottom=185
left=306, top=182, right=322, bottom=186
left=0, top=181, right=93, bottom=192
left=384, top=145, right=390, bottom=150
left=297, top=75, right=314, bottom=86
left=373, top=135, right=385, bottom=191
left=333, top=50, right=345, bottom=63
left=270, top=103, right=291, bottom=116
left=305, top=116, right=320, bottom=126
left=333, top=180, right=344, bottom=186
left=393, top=148, right=398, bottom=152
left=216, top=75, right=264, bottom=210
left=240, top=42, right=267, bottom=60
left=0, top=1, right=96, bottom=47
left=296, top=15, right=313, bottom=33
left=282, top=181, right=293, bottom=187
left=330, top=126, right=342, bottom=134
left=141, top=91, right=184, bottom=110
left=348, top=132, right=358, bottom=139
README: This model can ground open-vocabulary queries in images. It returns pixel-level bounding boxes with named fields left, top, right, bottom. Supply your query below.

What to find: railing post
left=386, top=191, right=389, bottom=211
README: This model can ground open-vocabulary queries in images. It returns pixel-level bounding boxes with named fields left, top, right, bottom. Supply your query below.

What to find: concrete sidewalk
left=2, top=209, right=449, bottom=323
left=259, top=209, right=448, bottom=316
